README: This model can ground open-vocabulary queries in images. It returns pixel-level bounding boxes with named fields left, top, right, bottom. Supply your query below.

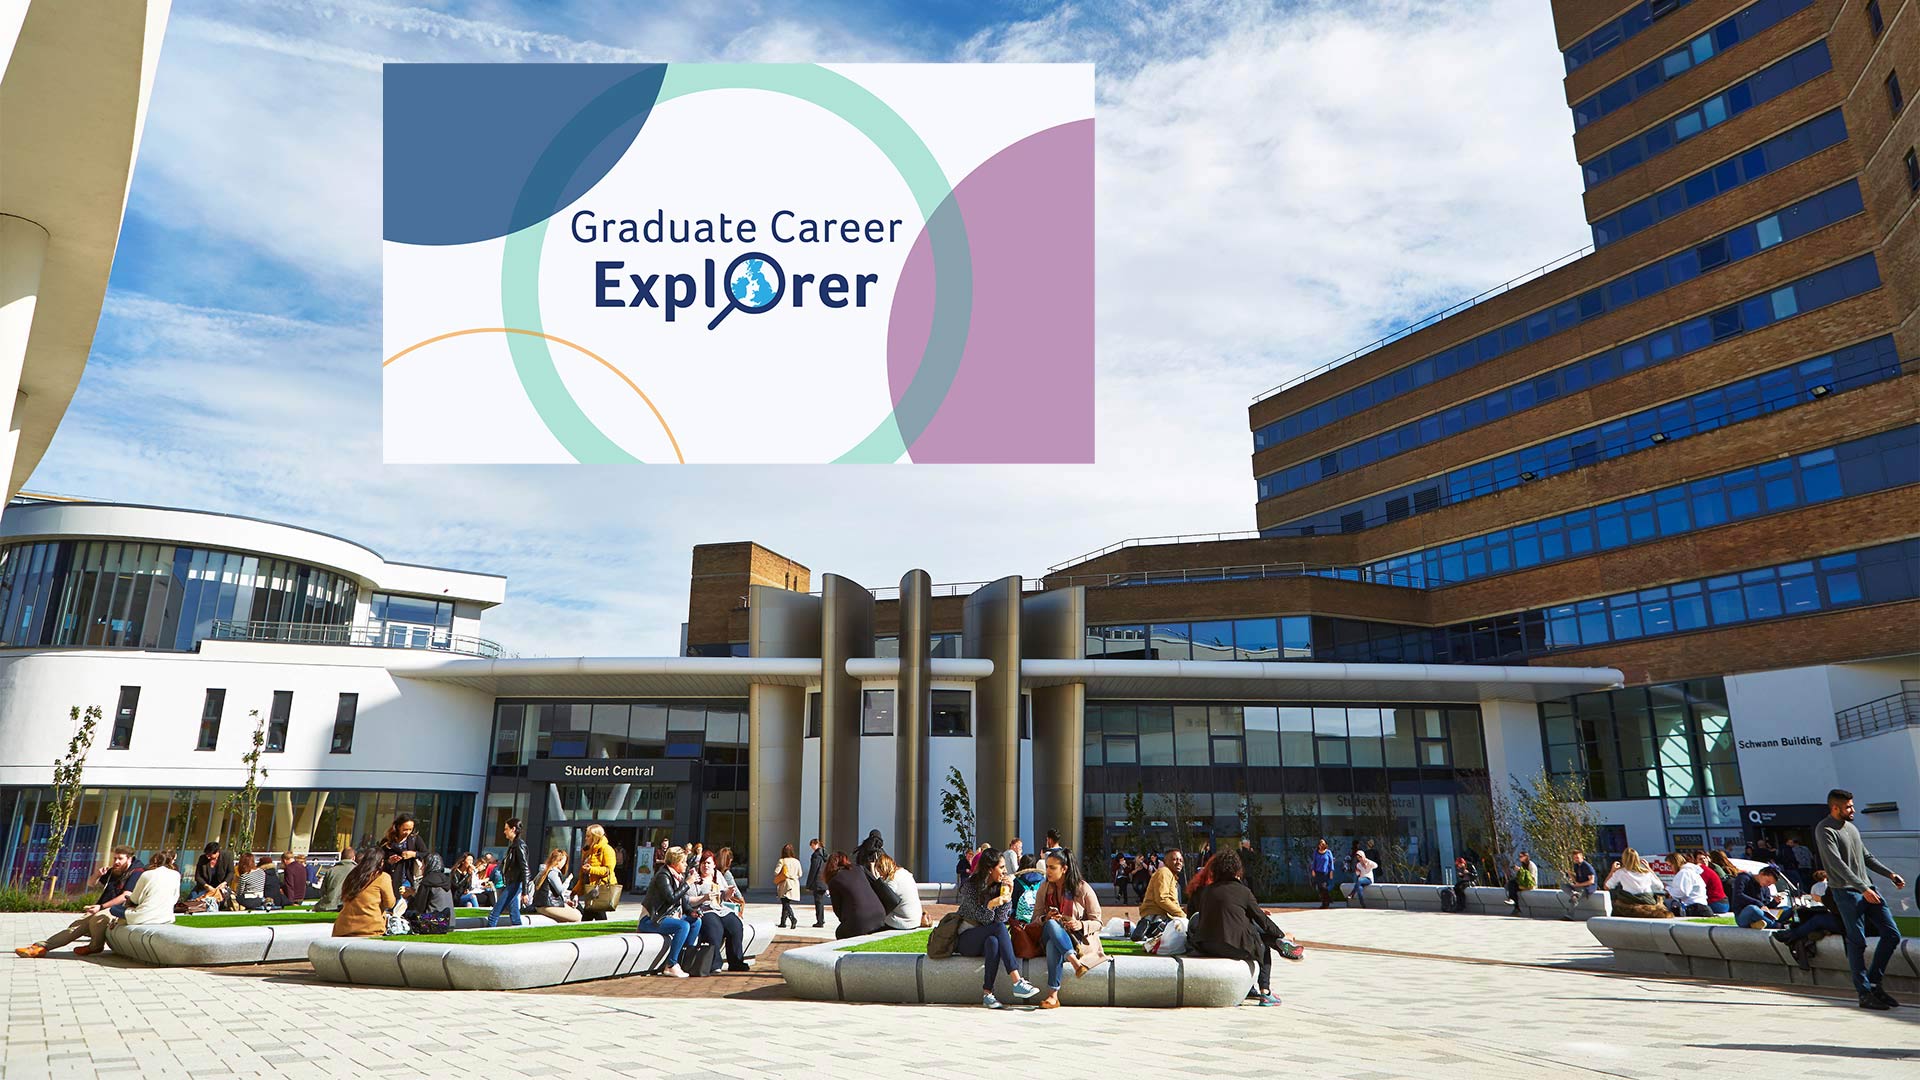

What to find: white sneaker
left=982, top=992, right=1005, bottom=1009
left=1010, top=977, right=1042, bottom=999
left=663, top=964, right=688, bottom=979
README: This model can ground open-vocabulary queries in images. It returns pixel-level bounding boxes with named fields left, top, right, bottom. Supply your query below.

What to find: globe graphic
left=728, top=259, right=775, bottom=307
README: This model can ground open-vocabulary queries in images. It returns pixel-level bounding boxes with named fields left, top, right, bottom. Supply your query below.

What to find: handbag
left=1011, top=920, right=1045, bottom=959
left=927, top=911, right=965, bottom=958
left=414, top=909, right=452, bottom=935
left=584, top=879, right=622, bottom=913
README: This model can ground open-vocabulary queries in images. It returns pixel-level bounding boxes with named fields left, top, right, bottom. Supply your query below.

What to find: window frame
left=110, top=685, right=140, bottom=750
left=196, top=688, right=226, bottom=751
left=266, top=689, right=293, bottom=753
left=330, top=692, right=359, bottom=754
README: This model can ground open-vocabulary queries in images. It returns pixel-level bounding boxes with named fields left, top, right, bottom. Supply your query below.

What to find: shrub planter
left=779, top=929, right=1258, bottom=1007
left=307, top=920, right=776, bottom=990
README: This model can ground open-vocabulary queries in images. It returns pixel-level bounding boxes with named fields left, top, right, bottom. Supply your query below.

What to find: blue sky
left=31, top=0, right=1592, bottom=656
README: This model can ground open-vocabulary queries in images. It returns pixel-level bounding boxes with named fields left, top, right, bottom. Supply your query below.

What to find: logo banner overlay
left=382, top=63, right=1094, bottom=464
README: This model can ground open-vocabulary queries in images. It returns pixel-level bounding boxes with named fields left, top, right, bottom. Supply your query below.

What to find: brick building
left=681, top=0, right=1919, bottom=883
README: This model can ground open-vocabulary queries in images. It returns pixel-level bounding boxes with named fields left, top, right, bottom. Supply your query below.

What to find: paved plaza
left=2, top=908, right=1915, bottom=1079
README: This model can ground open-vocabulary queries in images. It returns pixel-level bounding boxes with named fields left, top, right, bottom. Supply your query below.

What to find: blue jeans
left=1776, top=910, right=1842, bottom=944
left=486, top=884, right=523, bottom=927
left=636, top=914, right=694, bottom=966
left=956, top=921, right=1019, bottom=992
left=1734, top=904, right=1779, bottom=929
left=1352, top=877, right=1372, bottom=907
left=1708, top=900, right=1729, bottom=914
left=1832, top=888, right=1901, bottom=995
left=1040, top=919, right=1075, bottom=990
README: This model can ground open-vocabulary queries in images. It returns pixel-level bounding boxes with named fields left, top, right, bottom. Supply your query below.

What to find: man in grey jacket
left=1814, top=788, right=1908, bottom=1010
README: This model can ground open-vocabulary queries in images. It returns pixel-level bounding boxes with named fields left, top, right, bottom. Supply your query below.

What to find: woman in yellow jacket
left=573, top=824, right=619, bottom=921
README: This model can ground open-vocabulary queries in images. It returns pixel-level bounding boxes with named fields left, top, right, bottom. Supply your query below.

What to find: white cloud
left=32, top=0, right=1593, bottom=657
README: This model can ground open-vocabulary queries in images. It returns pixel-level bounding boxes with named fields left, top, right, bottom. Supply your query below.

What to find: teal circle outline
left=499, top=63, right=974, bottom=463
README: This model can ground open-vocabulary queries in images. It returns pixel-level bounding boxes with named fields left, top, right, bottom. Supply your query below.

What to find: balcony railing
left=1047, top=562, right=1435, bottom=591
left=1835, top=681, right=1920, bottom=742
left=1049, top=530, right=1266, bottom=572
left=207, top=620, right=505, bottom=659
left=1251, top=243, right=1595, bottom=403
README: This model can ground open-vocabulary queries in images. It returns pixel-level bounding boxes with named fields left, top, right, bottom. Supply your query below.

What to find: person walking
left=1310, top=839, right=1336, bottom=909
left=487, top=817, right=530, bottom=927
left=1814, top=788, right=1908, bottom=1010
left=804, top=837, right=828, bottom=928
left=773, top=843, right=803, bottom=929
left=574, top=823, right=619, bottom=921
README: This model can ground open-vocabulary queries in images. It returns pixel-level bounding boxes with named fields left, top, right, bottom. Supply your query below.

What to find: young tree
left=216, top=710, right=269, bottom=857
left=938, top=765, right=975, bottom=859
left=32, top=706, right=101, bottom=899
left=1512, top=769, right=1598, bottom=895
left=1462, top=779, right=1521, bottom=888
left=1122, top=786, right=1147, bottom=856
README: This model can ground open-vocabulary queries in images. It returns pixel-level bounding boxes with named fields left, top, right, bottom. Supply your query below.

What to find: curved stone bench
left=1341, top=882, right=1611, bottom=920
left=1587, top=916, right=1919, bottom=995
left=779, top=930, right=1257, bottom=1007
left=309, top=920, right=777, bottom=990
left=106, top=921, right=333, bottom=965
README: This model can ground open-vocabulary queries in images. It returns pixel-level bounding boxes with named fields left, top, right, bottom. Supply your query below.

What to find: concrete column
left=818, top=574, right=873, bottom=853
left=895, top=569, right=933, bottom=875
left=1022, top=586, right=1086, bottom=861
left=748, top=585, right=821, bottom=876
left=269, top=791, right=295, bottom=851
left=292, top=792, right=329, bottom=854
left=0, top=215, right=48, bottom=506
left=964, top=577, right=1023, bottom=852
left=1480, top=697, right=1548, bottom=803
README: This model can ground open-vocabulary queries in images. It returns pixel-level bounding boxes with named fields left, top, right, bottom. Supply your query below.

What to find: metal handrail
left=1049, top=530, right=1265, bottom=572
left=1047, top=562, right=1437, bottom=591
left=207, top=619, right=505, bottom=658
left=805, top=579, right=1048, bottom=601
left=1251, top=243, right=1595, bottom=403
left=1835, top=682, right=1920, bottom=742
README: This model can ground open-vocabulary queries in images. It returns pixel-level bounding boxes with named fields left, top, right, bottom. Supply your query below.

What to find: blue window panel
left=1254, top=182, right=1863, bottom=478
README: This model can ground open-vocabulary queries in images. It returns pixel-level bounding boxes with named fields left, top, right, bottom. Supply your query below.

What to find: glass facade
left=1540, top=680, right=1745, bottom=850
left=0, top=785, right=472, bottom=893
left=872, top=633, right=963, bottom=658
left=1272, top=305, right=1893, bottom=535
left=0, top=539, right=358, bottom=651
left=1593, top=110, right=1848, bottom=247
left=1255, top=182, right=1864, bottom=466
left=483, top=699, right=750, bottom=880
left=367, top=592, right=454, bottom=649
left=1570, top=0, right=1813, bottom=118
left=1582, top=41, right=1831, bottom=188
left=1083, top=701, right=1489, bottom=886
left=1365, top=424, right=1919, bottom=589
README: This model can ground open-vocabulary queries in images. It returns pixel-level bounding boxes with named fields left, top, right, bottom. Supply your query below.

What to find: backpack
left=1439, top=887, right=1458, bottom=913
left=927, top=911, right=965, bottom=959
left=1009, top=874, right=1042, bottom=924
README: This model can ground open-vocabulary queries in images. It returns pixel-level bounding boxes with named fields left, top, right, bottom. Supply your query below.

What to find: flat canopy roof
left=406, top=656, right=1620, bottom=703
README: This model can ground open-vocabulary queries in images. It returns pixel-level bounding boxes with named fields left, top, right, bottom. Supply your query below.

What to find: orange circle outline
left=382, top=327, right=684, bottom=464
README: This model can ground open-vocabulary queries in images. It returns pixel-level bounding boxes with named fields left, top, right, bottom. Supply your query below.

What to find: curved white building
left=0, top=499, right=506, bottom=883
left=1, top=0, right=172, bottom=499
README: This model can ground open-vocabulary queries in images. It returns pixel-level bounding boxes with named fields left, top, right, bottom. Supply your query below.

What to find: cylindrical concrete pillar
left=818, top=574, right=874, bottom=853
left=895, top=569, right=932, bottom=875
left=964, top=576, right=1023, bottom=853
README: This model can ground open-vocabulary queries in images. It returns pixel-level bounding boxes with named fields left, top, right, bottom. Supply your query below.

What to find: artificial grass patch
left=178, top=907, right=491, bottom=928
left=841, top=929, right=1148, bottom=956
left=381, top=923, right=637, bottom=945
left=180, top=911, right=339, bottom=927
left=1687, top=914, right=1920, bottom=935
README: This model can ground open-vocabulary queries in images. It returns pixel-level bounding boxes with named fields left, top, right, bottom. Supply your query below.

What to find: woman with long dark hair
left=952, top=847, right=1042, bottom=1008
left=379, top=813, right=424, bottom=897
left=1032, top=849, right=1105, bottom=1008
left=1188, top=850, right=1286, bottom=1006
left=824, top=850, right=886, bottom=939
left=774, top=843, right=802, bottom=929
left=331, top=850, right=396, bottom=938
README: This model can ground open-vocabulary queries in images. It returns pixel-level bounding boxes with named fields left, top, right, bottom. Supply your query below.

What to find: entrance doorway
left=563, top=824, right=671, bottom=894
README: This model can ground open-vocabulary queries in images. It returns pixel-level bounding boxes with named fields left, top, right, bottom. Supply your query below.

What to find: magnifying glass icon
left=708, top=252, right=786, bottom=330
